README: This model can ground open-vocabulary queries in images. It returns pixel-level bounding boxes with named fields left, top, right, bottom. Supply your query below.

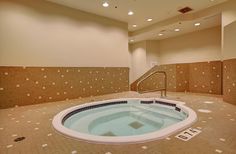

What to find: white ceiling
left=129, top=13, right=221, bottom=42
left=47, top=0, right=227, bottom=31
left=46, top=0, right=228, bottom=42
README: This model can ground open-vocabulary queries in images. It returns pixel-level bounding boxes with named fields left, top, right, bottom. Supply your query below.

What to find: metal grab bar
left=136, top=71, right=167, bottom=97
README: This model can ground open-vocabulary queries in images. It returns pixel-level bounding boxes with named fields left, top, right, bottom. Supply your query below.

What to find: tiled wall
left=0, top=67, right=129, bottom=109
left=188, top=61, right=222, bottom=94
left=131, top=61, right=222, bottom=95
left=223, top=59, right=236, bottom=105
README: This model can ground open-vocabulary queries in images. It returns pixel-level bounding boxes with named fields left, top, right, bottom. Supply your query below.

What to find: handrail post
left=136, top=71, right=167, bottom=97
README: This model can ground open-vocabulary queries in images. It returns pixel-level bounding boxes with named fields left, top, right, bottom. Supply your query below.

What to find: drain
left=14, top=137, right=26, bottom=142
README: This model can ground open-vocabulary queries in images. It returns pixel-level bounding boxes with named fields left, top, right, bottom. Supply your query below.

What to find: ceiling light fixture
left=194, top=23, right=201, bottom=26
left=147, top=18, right=153, bottom=22
left=128, top=11, right=134, bottom=16
left=132, top=24, right=137, bottom=27
left=174, top=28, right=180, bottom=32
left=158, top=33, right=163, bottom=36
left=102, top=2, right=109, bottom=7
left=130, top=39, right=134, bottom=42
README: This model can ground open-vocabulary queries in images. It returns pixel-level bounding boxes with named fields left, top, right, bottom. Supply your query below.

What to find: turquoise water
left=64, top=102, right=187, bottom=137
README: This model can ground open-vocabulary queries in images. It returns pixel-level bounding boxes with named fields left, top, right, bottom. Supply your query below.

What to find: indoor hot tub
left=52, top=98, right=197, bottom=144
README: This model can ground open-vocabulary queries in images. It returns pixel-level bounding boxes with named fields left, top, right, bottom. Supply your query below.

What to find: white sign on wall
left=175, top=128, right=202, bottom=141
left=150, top=61, right=158, bottom=67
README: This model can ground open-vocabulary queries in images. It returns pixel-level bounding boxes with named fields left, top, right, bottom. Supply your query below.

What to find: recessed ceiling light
left=147, top=18, right=153, bottom=22
left=194, top=23, right=201, bottom=26
left=102, top=2, right=109, bottom=7
left=158, top=33, right=163, bottom=36
left=174, top=28, right=180, bottom=32
left=130, top=39, right=134, bottom=42
left=128, top=11, right=134, bottom=16
left=132, top=24, right=137, bottom=27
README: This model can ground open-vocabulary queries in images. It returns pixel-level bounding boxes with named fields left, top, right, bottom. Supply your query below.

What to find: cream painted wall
left=223, top=21, right=236, bottom=59
left=221, top=0, right=236, bottom=60
left=159, top=26, right=222, bottom=64
left=0, top=0, right=129, bottom=67
left=129, top=41, right=147, bottom=82
left=146, top=40, right=160, bottom=67
left=129, top=40, right=160, bottom=82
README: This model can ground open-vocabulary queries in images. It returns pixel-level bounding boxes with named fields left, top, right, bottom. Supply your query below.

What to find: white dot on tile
left=227, top=114, right=231, bottom=117
left=61, top=75, right=64, bottom=78
left=36, top=122, right=40, bottom=125
left=49, top=97, right=52, bottom=100
left=4, top=72, right=9, bottom=75
left=202, top=72, right=205, bottom=75
left=166, top=137, right=171, bottom=140
left=141, top=146, right=147, bottom=149
left=212, top=67, right=216, bottom=70
left=201, top=120, right=207, bottom=123
left=16, top=84, right=20, bottom=88
left=65, top=81, right=68, bottom=84
left=208, top=117, right=213, bottom=120
left=70, top=86, right=73, bottom=89
left=230, top=119, right=235, bottom=121
left=194, top=68, right=197, bottom=71
left=11, top=134, right=17, bottom=137
left=105, top=152, right=112, bottom=154
left=63, top=92, right=67, bottom=94
left=41, top=68, right=45, bottom=71
left=215, top=149, right=223, bottom=153
left=42, top=86, right=46, bottom=90
left=27, top=121, right=31, bottom=123
left=47, top=133, right=52, bottom=137
left=26, top=78, right=29, bottom=81
left=38, top=96, right=42, bottom=99
left=202, top=85, right=205, bottom=88
left=0, top=127, right=4, bottom=130
left=66, top=69, right=69, bottom=73
left=57, top=69, right=60, bottom=73
left=42, top=144, right=48, bottom=148
left=34, top=127, right=39, bottom=130
left=27, top=93, right=30, bottom=97
left=15, top=120, right=19, bottom=123
left=6, top=144, right=13, bottom=148
left=198, top=109, right=212, bottom=113
left=194, top=85, right=198, bottom=88
left=35, top=81, right=39, bottom=84
left=219, top=138, right=226, bottom=142
left=71, top=150, right=77, bottom=154
left=228, top=89, right=231, bottom=93
left=78, top=69, right=80, bottom=72
left=43, top=75, right=47, bottom=78
left=0, top=87, right=4, bottom=91
left=56, top=92, right=60, bottom=95
left=204, top=101, right=214, bottom=104
left=233, top=83, right=236, bottom=87
left=52, top=82, right=56, bottom=85
left=211, top=81, right=214, bottom=84
left=227, top=76, right=230, bottom=79
left=216, top=75, right=220, bottom=78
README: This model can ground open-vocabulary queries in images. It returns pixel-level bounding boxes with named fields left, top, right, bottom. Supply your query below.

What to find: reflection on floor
left=0, top=91, right=236, bottom=154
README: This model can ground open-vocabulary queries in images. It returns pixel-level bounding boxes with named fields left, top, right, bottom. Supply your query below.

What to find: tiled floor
left=0, top=91, right=236, bottom=154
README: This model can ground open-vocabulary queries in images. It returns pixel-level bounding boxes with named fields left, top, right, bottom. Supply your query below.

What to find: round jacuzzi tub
left=52, top=98, right=197, bottom=144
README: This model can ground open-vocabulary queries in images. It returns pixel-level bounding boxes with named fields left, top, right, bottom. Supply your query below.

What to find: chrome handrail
left=136, top=71, right=167, bottom=97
